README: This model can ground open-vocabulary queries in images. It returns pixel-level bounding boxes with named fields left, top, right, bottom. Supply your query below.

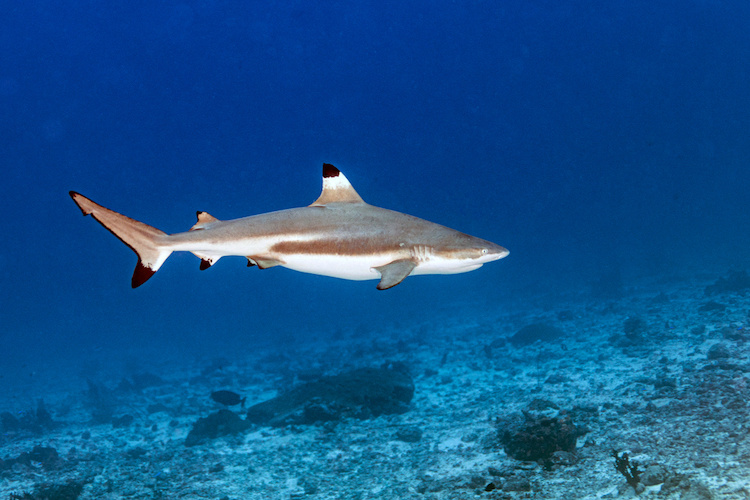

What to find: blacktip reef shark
left=70, top=164, right=508, bottom=290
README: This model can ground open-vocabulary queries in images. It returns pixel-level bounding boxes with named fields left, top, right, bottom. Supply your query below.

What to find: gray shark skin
left=70, top=164, right=508, bottom=289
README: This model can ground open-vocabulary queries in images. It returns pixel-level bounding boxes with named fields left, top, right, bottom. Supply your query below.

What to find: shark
left=70, top=164, right=508, bottom=290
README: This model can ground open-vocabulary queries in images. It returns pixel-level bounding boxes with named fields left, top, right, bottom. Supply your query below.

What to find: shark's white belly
left=281, top=254, right=384, bottom=281
left=280, top=253, right=483, bottom=281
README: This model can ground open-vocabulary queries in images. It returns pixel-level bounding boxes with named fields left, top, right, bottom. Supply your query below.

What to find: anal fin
left=247, top=256, right=283, bottom=269
left=192, top=252, right=221, bottom=270
left=374, top=259, right=416, bottom=290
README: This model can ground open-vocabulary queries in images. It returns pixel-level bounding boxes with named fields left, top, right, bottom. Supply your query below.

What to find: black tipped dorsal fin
left=310, top=164, right=365, bottom=206
left=190, top=211, right=220, bottom=231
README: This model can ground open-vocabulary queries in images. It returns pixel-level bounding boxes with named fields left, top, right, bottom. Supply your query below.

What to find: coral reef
left=499, top=411, right=584, bottom=464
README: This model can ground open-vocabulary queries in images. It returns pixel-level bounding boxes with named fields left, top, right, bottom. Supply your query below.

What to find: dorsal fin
left=310, top=164, right=365, bottom=206
left=190, top=211, right=220, bottom=231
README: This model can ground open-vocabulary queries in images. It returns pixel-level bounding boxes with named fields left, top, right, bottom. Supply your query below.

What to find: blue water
left=2, top=2, right=749, bottom=370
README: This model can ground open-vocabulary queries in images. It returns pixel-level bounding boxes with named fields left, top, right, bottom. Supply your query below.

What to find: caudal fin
left=70, top=192, right=173, bottom=288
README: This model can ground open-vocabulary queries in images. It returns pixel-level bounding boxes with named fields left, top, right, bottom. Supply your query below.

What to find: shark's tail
left=70, top=192, right=173, bottom=288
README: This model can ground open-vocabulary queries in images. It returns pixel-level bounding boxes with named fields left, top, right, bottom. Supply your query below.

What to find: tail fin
left=70, top=192, right=173, bottom=288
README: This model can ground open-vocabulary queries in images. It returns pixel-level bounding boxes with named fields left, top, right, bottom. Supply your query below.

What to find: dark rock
left=510, top=324, right=564, bottom=346
left=641, top=463, right=670, bottom=486
left=246, top=364, right=414, bottom=427
left=614, top=317, right=650, bottom=348
left=16, top=480, right=86, bottom=500
left=35, top=399, right=56, bottom=429
left=488, top=466, right=504, bottom=477
left=296, top=369, right=326, bottom=382
left=112, top=414, right=134, bottom=428
left=185, top=409, right=250, bottom=447
left=395, top=426, right=423, bottom=443
left=131, top=372, right=166, bottom=390
left=691, top=324, right=707, bottom=335
left=503, top=476, right=532, bottom=492
left=623, top=317, right=648, bottom=336
left=499, top=413, right=584, bottom=463
left=116, top=378, right=135, bottom=393
left=301, top=479, right=319, bottom=495
left=653, top=375, right=678, bottom=390
left=723, top=326, right=748, bottom=341
left=417, top=476, right=444, bottom=494
left=700, top=361, right=742, bottom=372
left=147, top=403, right=170, bottom=414
left=707, top=343, right=731, bottom=360
left=482, top=344, right=493, bottom=358
left=544, top=373, right=569, bottom=385
left=1, top=411, right=20, bottom=432
left=125, top=447, right=148, bottom=459
left=557, top=310, right=575, bottom=321
left=660, top=473, right=714, bottom=499
left=550, top=450, right=578, bottom=466
left=489, top=337, right=507, bottom=349
left=705, top=270, right=750, bottom=295
left=526, top=398, right=559, bottom=412
left=86, top=379, right=117, bottom=423
left=27, top=445, right=61, bottom=469
left=569, top=405, right=599, bottom=423
left=302, top=400, right=339, bottom=422
left=466, top=475, right=486, bottom=489
left=461, top=431, right=479, bottom=442
left=699, top=301, right=726, bottom=312
left=0, top=401, right=58, bottom=435
left=0, top=445, right=63, bottom=472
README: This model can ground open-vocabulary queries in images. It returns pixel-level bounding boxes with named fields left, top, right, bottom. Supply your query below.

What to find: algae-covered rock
left=185, top=409, right=250, bottom=447
left=246, top=364, right=414, bottom=426
left=510, top=323, right=564, bottom=346
left=499, top=414, right=584, bottom=462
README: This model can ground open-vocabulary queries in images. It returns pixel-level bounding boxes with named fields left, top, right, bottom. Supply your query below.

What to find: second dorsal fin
left=310, top=164, right=365, bottom=206
left=190, top=211, right=220, bottom=231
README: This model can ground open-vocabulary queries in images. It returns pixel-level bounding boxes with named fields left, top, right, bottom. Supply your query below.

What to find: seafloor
left=1, top=270, right=749, bottom=499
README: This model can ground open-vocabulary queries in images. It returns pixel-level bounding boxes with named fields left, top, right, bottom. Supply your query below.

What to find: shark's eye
left=481, top=248, right=488, bottom=255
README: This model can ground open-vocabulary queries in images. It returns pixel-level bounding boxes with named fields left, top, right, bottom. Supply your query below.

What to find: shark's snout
left=476, top=241, right=509, bottom=264
left=489, top=244, right=509, bottom=260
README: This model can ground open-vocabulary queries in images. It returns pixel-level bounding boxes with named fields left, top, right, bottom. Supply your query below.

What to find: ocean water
left=2, top=1, right=750, bottom=498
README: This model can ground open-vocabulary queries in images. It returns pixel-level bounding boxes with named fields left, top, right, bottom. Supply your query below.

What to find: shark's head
left=414, top=233, right=509, bottom=275
left=449, top=237, right=509, bottom=269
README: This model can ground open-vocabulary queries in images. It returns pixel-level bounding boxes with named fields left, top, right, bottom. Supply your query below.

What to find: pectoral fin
left=374, top=259, right=416, bottom=290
